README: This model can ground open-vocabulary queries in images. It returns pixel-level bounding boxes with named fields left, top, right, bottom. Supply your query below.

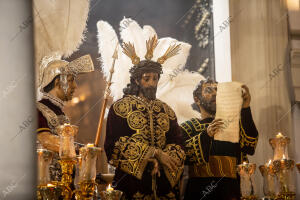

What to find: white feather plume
left=157, top=70, right=205, bottom=123
left=33, top=0, right=90, bottom=67
left=97, top=18, right=206, bottom=122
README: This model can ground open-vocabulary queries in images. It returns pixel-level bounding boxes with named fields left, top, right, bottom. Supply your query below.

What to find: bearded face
left=140, top=85, right=157, bottom=100
left=198, top=83, right=217, bottom=115
left=137, top=72, right=159, bottom=101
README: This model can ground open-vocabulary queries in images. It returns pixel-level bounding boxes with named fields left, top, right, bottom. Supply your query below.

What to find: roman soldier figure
left=36, top=54, right=94, bottom=181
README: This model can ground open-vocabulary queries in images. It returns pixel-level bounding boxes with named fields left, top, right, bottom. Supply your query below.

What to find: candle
left=106, top=184, right=114, bottom=192
left=276, top=132, right=284, bottom=138
left=87, top=143, right=95, bottom=147
left=47, top=183, right=55, bottom=187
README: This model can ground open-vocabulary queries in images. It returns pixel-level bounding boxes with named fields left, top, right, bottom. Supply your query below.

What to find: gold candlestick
left=37, top=183, right=62, bottom=200
left=99, top=184, right=123, bottom=200
left=273, top=159, right=296, bottom=200
left=58, top=159, right=76, bottom=200
left=237, top=162, right=257, bottom=200
left=79, top=180, right=96, bottom=199
left=56, top=124, right=79, bottom=199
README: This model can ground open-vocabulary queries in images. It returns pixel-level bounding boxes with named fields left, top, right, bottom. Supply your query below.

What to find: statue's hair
left=191, top=78, right=217, bottom=112
left=193, top=77, right=216, bottom=100
left=43, top=75, right=60, bottom=93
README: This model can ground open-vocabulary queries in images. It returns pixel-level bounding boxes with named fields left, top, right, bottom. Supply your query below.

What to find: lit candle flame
left=47, top=183, right=54, bottom=187
left=86, top=143, right=95, bottom=147
left=267, top=159, right=272, bottom=166
left=276, top=132, right=284, bottom=138
left=283, top=154, right=286, bottom=159
left=106, top=184, right=114, bottom=192
left=243, top=161, right=247, bottom=165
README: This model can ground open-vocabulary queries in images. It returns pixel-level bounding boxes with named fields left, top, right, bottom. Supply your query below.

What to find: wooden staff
left=94, top=43, right=119, bottom=146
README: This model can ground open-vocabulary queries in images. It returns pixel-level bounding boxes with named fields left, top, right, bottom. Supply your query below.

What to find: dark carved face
left=198, top=82, right=217, bottom=115
left=137, top=72, right=159, bottom=100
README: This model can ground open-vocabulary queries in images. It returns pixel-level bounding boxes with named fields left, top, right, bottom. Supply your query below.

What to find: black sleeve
left=239, top=107, right=259, bottom=155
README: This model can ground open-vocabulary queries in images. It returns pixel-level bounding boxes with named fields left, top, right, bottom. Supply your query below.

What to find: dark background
left=69, top=0, right=215, bottom=77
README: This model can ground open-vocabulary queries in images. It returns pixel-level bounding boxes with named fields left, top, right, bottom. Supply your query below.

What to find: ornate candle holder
left=237, top=162, right=257, bottom=200
left=259, top=160, right=277, bottom=199
left=273, top=159, right=296, bottom=200
left=37, top=149, right=62, bottom=200
left=269, top=133, right=290, bottom=161
left=57, top=124, right=78, bottom=200
left=37, top=183, right=62, bottom=200
left=78, top=144, right=101, bottom=199
left=99, top=184, right=123, bottom=200
left=268, top=133, right=296, bottom=200
left=57, top=124, right=78, bottom=159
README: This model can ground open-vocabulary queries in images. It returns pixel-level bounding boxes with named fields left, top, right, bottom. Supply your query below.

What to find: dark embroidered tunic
left=181, top=107, right=258, bottom=200
left=105, top=95, right=185, bottom=200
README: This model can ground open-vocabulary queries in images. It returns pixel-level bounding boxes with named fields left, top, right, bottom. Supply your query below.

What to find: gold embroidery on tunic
left=162, top=144, right=185, bottom=187
left=37, top=102, right=70, bottom=133
left=110, top=135, right=155, bottom=179
left=132, top=191, right=176, bottom=200
left=111, top=95, right=184, bottom=184
left=112, top=95, right=174, bottom=148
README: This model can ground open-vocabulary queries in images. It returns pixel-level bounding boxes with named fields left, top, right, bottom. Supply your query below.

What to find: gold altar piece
left=237, top=162, right=258, bottom=200
left=99, top=184, right=123, bottom=200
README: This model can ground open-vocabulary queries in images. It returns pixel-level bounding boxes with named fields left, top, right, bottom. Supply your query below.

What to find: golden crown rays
left=157, top=43, right=181, bottom=64
left=122, top=42, right=140, bottom=65
left=122, top=35, right=181, bottom=65
left=145, top=36, right=158, bottom=60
